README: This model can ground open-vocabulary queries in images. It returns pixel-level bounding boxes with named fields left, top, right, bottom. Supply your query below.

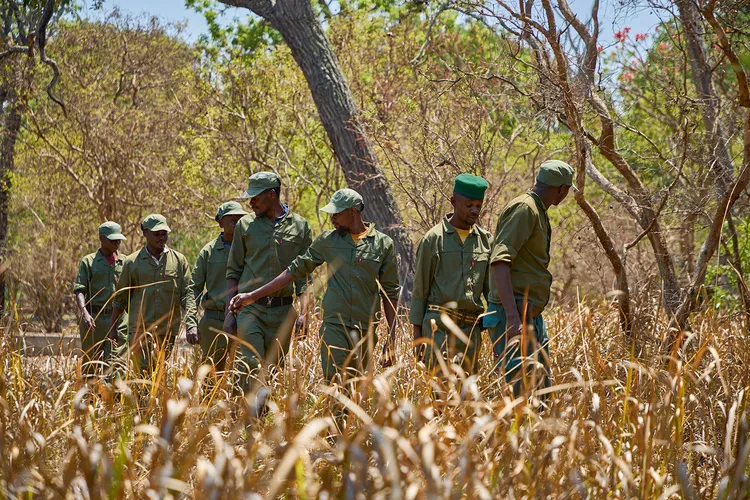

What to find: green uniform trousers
left=484, top=302, right=550, bottom=396
left=79, top=313, right=127, bottom=376
left=236, top=303, right=296, bottom=389
left=127, top=330, right=178, bottom=376
left=320, top=321, right=378, bottom=383
left=421, top=310, right=482, bottom=374
left=199, top=310, right=230, bottom=372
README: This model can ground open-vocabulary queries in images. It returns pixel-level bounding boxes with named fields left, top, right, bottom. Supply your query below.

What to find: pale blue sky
left=79, top=0, right=664, bottom=46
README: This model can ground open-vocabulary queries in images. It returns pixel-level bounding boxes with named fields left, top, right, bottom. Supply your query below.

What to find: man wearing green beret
left=224, top=172, right=312, bottom=389
left=108, top=214, right=199, bottom=375
left=73, top=221, right=129, bottom=376
left=485, top=160, right=575, bottom=397
left=228, top=188, right=400, bottom=384
left=191, top=202, right=248, bottom=374
left=410, top=174, right=492, bottom=374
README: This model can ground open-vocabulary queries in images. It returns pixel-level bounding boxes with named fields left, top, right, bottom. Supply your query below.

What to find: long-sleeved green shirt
left=73, top=250, right=125, bottom=309
left=113, top=246, right=198, bottom=336
left=409, top=216, right=492, bottom=326
left=287, top=223, right=401, bottom=331
left=226, top=210, right=312, bottom=297
left=191, top=234, right=231, bottom=312
left=488, top=191, right=552, bottom=316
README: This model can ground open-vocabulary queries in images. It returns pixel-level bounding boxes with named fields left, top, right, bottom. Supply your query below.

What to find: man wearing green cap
left=410, top=174, right=492, bottom=374
left=229, top=188, right=400, bottom=384
left=108, top=214, right=199, bottom=374
left=485, top=159, right=575, bottom=397
left=73, top=221, right=129, bottom=376
left=191, top=202, right=248, bottom=373
left=224, top=172, right=312, bottom=388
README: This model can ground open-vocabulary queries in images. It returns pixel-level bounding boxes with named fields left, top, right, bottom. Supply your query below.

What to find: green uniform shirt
left=488, top=191, right=552, bottom=315
left=73, top=250, right=125, bottom=309
left=409, top=216, right=492, bottom=325
left=113, top=246, right=198, bottom=336
left=226, top=210, right=312, bottom=297
left=287, top=223, right=401, bottom=331
left=191, top=234, right=231, bottom=312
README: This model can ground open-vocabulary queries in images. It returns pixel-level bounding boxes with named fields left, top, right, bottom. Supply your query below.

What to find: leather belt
left=203, top=309, right=226, bottom=320
left=261, top=296, right=294, bottom=308
left=89, top=304, right=113, bottom=316
left=427, top=304, right=480, bottom=325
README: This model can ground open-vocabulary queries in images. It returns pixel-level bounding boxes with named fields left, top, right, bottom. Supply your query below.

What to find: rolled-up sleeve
left=73, top=258, right=89, bottom=295
left=490, top=204, right=535, bottom=265
left=288, top=234, right=325, bottom=280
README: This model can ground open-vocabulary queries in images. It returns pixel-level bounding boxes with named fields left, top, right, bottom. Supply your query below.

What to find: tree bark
left=0, top=86, right=22, bottom=316
left=218, top=0, right=416, bottom=300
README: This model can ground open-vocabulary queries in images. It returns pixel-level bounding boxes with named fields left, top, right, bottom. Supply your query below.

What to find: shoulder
left=373, top=229, right=395, bottom=249
left=79, top=252, right=97, bottom=266
left=288, top=211, right=310, bottom=226
left=122, top=250, right=140, bottom=265
left=502, top=194, right=538, bottom=218
left=314, top=229, right=336, bottom=243
left=474, top=225, right=493, bottom=239
left=236, top=215, right=256, bottom=231
left=201, top=239, right=218, bottom=255
left=421, top=223, right=444, bottom=243
left=170, top=249, right=189, bottom=262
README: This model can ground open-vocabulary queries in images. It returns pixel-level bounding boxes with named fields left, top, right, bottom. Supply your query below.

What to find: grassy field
left=1, top=302, right=748, bottom=498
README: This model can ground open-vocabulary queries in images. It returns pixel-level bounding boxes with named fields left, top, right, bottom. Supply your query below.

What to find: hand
left=81, top=312, right=94, bottom=332
left=294, top=314, right=307, bottom=337
left=229, top=292, right=255, bottom=313
left=505, top=315, right=523, bottom=339
left=223, top=313, right=237, bottom=336
left=380, top=341, right=394, bottom=368
left=186, top=326, right=200, bottom=345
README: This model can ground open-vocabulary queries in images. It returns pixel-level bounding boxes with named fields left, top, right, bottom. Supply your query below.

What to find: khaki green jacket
left=488, top=191, right=552, bottom=315
left=226, top=210, right=312, bottom=297
left=409, top=216, right=492, bottom=326
left=191, top=234, right=231, bottom=312
left=287, top=223, right=401, bottom=331
left=113, top=246, right=198, bottom=336
left=73, top=250, right=125, bottom=309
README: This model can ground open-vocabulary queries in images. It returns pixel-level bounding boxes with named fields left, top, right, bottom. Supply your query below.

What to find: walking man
left=73, top=221, right=128, bottom=376
left=485, top=160, right=575, bottom=396
left=191, top=201, right=248, bottom=373
left=109, top=214, right=198, bottom=375
left=410, top=174, right=492, bottom=374
left=223, top=172, right=312, bottom=389
left=228, top=188, right=400, bottom=384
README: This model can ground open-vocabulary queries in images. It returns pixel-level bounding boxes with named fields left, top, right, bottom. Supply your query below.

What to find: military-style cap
left=215, top=201, right=249, bottom=221
left=141, top=214, right=171, bottom=233
left=320, top=188, right=364, bottom=214
left=99, top=221, right=126, bottom=241
left=453, top=173, right=489, bottom=200
left=537, top=160, right=577, bottom=189
left=241, top=172, right=282, bottom=199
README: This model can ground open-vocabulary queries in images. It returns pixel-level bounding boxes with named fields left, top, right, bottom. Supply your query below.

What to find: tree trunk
left=219, top=0, right=416, bottom=300
left=0, top=86, right=22, bottom=316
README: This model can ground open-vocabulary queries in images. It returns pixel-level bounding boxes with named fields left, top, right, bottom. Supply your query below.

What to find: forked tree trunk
left=219, top=0, right=416, bottom=300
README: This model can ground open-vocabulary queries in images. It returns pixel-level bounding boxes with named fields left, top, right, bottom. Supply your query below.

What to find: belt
left=260, top=296, right=294, bottom=308
left=203, top=309, right=226, bottom=320
left=427, top=304, right=480, bottom=325
left=89, top=304, right=112, bottom=316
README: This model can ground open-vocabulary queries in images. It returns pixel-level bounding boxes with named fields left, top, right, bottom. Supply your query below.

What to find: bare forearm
left=384, top=297, right=398, bottom=340
left=253, top=270, right=295, bottom=300
left=226, top=278, right=239, bottom=312
left=75, top=292, right=88, bottom=314
left=492, top=262, right=521, bottom=321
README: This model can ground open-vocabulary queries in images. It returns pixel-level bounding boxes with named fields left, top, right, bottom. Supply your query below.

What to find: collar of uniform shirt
left=145, top=245, right=169, bottom=264
left=273, top=204, right=289, bottom=226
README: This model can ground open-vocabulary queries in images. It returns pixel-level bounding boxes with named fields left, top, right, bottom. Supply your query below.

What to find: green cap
left=320, top=188, right=364, bottom=214
left=215, top=201, right=249, bottom=221
left=241, top=172, right=281, bottom=199
left=453, top=173, right=489, bottom=200
left=141, top=214, right=171, bottom=233
left=98, top=221, right=126, bottom=241
left=537, top=160, right=577, bottom=189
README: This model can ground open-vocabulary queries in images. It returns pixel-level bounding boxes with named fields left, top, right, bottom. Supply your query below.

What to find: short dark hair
left=262, top=186, right=281, bottom=199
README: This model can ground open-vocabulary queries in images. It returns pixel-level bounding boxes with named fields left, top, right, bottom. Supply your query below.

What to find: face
left=99, top=235, right=122, bottom=253
left=249, top=189, right=276, bottom=217
left=450, top=193, right=483, bottom=227
left=552, top=185, right=572, bottom=206
left=331, top=207, right=356, bottom=232
left=219, top=214, right=244, bottom=239
left=143, top=229, right=169, bottom=251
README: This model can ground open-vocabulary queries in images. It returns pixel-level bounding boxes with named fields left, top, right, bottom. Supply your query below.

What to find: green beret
left=98, top=221, right=126, bottom=241
left=537, top=160, right=577, bottom=189
left=241, top=172, right=282, bottom=199
left=141, top=214, right=171, bottom=233
left=320, top=188, right=364, bottom=214
left=215, top=201, right=249, bottom=221
left=453, top=173, right=489, bottom=200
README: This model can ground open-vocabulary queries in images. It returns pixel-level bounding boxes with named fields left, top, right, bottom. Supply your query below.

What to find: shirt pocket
left=355, top=251, right=382, bottom=294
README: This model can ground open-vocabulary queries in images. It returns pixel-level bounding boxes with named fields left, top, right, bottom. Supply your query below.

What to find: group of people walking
left=73, top=160, right=575, bottom=398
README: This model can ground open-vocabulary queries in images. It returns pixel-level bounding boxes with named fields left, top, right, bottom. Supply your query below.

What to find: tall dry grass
left=0, top=301, right=748, bottom=498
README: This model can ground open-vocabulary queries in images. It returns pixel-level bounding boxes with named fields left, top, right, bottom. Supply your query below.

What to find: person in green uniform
left=108, top=214, right=199, bottom=375
left=485, top=160, right=575, bottom=397
left=73, top=221, right=129, bottom=376
left=410, top=174, right=492, bottom=374
left=223, top=172, right=312, bottom=389
left=228, top=188, right=401, bottom=384
left=191, top=201, right=248, bottom=373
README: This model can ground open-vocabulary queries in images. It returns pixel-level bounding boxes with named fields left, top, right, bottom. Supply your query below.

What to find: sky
left=78, top=0, right=666, bottom=47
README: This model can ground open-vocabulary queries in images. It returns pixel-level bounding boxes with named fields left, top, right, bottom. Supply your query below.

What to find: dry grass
left=1, top=301, right=748, bottom=498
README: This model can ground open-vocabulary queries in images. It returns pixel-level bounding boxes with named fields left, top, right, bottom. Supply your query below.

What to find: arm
left=73, top=258, right=94, bottom=331
left=108, top=260, right=131, bottom=342
left=180, top=255, right=199, bottom=344
left=378, top=240, right=401, bottom=365
left=75, top=291, right=94, bottom=332
left=224, top=224, right=246, bottom=334
left=228, top=270, right=296, bottom=312
left=294, top=222, right=314, bottom=335
left=190, top=247, right=207, bottom=306
left=408, top=237, right=435, bottom=348
left=491, top=262, right=522, bottom=336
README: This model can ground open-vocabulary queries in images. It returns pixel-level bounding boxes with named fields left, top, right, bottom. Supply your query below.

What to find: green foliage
left=704, top=216, right=750, bottom=310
